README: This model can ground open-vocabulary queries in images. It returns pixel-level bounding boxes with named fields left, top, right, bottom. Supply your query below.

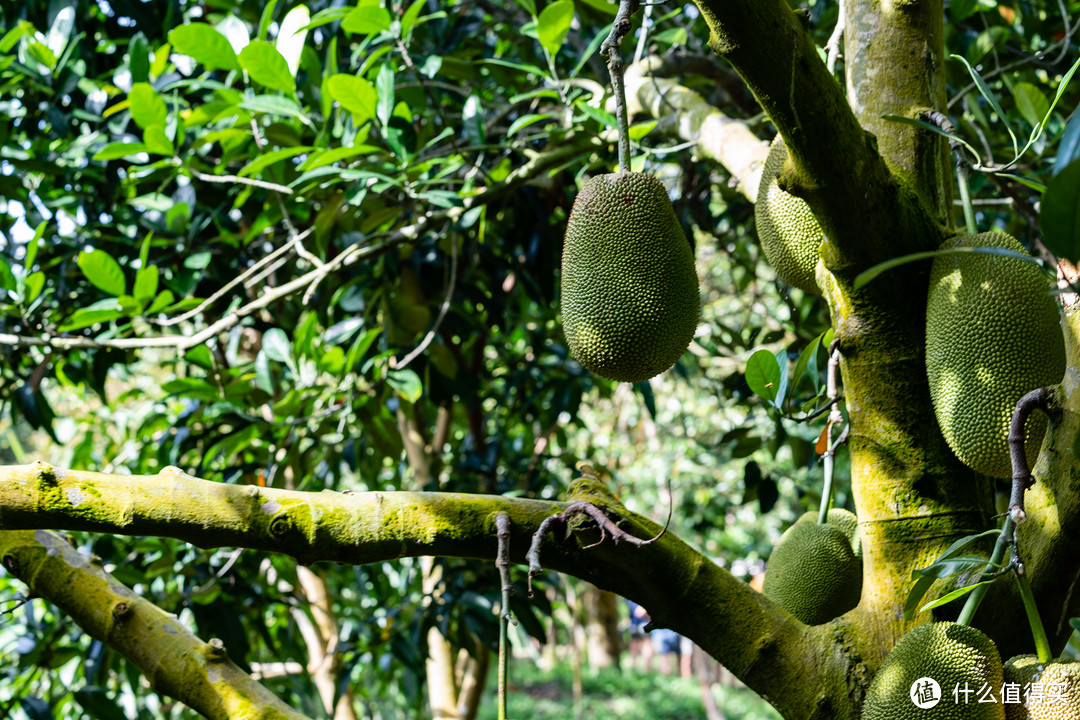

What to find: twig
left=2, top=140, right=599, bottom=352
left=180, top=160, right=294, bottom=195
left=495, top=513, right=513, bottom=720
left=825, top=0, right=845, bottom=75
left=525, top=479, right=672, bottom=597
left=155, top=229, right=310, bottom=327
left=394, top=232, right=459, bottom=371
left=601, top=0, right=639, bottom=172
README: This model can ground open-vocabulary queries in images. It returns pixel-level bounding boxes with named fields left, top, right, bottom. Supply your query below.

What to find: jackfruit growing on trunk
left=925, top=232, right=1065, bottom=478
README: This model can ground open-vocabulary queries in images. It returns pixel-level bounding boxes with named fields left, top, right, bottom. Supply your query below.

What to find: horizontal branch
left=624, top=56, right=768, bottom=201
left=0, top=463, right=859, bottom=719
left=0, top=529, right=311, bottom=720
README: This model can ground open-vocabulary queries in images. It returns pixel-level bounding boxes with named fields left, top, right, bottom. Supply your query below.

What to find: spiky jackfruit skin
left=755, top=136, right=824, bottom=295
left=925, top=232, right=1065, bottom=478
left=762, top=520, right=861, bottom=625
left=863, top=623, right=1005, bottom=720
left=797, top=508, right=862, bottom=558
left=1003, top=655, right=1080, bottom=720
left=561, top=172, right=700, bottom=382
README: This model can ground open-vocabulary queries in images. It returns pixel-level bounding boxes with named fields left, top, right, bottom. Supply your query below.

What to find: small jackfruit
left=755, top=136, right=824, bottom=295
left=925, top=232, right=1066, bottom=478
left=561, top=172, right=700, bottom=382
left=762, top=519, right=861, bottom=625
left=863, top=622, right=1005, bottom=720
left=1003, top=655, right=1080, bottom=720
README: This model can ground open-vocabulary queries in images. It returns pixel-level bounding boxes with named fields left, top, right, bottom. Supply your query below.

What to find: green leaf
left=0, top=257, right=15, bottom=292
left=237, top=146, right=312, bottom=178
left=919, top=580, right=994, bottom=613
left=168, top=24, right=241, bottom=71
left=950, top=53, right=1018, bottom=157
left=400, top=0, right=426, bottom=38
left=263, top=328, right=293, bottom=363
left=1013, top=82, right=1049, bottom=128
left=257, top=0, right=279, bottom=41
left=142, top=125, right=174, bottom=156
left=345, top=327, right=382, bottom=372
left=239, top=95, right=315, bottom=127
left=507, top=113, right=552, bottom=138
left=1055, top=110, right=1080, bottom=176
left=134, top=266, right=158, bottom=303
left=376, top=63, right=395, bottom=126
left=276, top=5, right=310, bottom=76
left=537, top=0, right=574, bottom=56
left=342, top=2, right=392, bottom=35
left=303, top=8, right=352, bottom=32
left=387, top=368, right=423, bottom=402
left=128, top=82, right=167, bottom=129
left=58, top=306, right=124, bottom=332
left=239, top=40, right=295, bottom=92
left=24, top=272, right=45, bottom=303
left=327, top=73, right=377, bottom=123
left=628, top=120, right=658, bottom=141
left=854, top=245, right=1043, bottom=290
left=745, top=349, right=782, bottom=405
left=93, top=142, right=149, bottom=160
left=1039, top=158, right=1080, bottom=262
left=949, top=0, right=978, bottom=20
left=77, top=249, right=126, bottom=297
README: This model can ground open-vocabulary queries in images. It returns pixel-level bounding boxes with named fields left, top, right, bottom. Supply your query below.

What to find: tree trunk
left=583, top=585, right=622, bottom=669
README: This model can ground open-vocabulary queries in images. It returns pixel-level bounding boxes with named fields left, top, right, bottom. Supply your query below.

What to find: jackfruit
left=925, top=232, right=1065, bottom=478
left=762, top=519, right=861, bottom=625
left=755, top=136, right=824, bottom=295
left=1003, top=655, right=1080, bottom=720
left=863, top=622, right=1005, bottom=720
left=797, top=508, right=862, bottom=558
left=561, top=172, right=700, bottom=382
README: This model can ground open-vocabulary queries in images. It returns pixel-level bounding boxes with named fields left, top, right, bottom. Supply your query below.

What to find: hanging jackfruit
left=762, top=516, right=861, bottom=625
left=561, top=172, right=700, bottom=382
left=925, top=232, right=1065, bottom=478
left=1003, top=655, right=1080, bottom=720
left=755, top=136, right=824, bottom=295
left=797, top=508, right=861, bottom=558
left=863, top=622, right=1005, bottom=720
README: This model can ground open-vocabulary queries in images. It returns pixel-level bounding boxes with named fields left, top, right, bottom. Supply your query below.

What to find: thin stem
left=495, top=513, right=513, bottom=720
left=818, top=349, right=843, bottom=525
left=1016, top=573, right=1052, bottom=663
left=958, top=388, right=1051, bottom=627
left=601, top=1, right=638, bottom=173
left=957, top=165, right=977, bottom=234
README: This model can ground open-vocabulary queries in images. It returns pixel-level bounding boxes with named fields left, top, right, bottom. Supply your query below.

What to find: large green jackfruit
left=863, top=622, right=1005, bottom=720
left=755, top=136, right=824, bottom=295
left=925, top=232, right=1066, bottom=478
left=561, top=172, right=700, bottom=382
left=1003, top=655, right=1080, bottom=720
left=762, top=516, right=861, bottom=625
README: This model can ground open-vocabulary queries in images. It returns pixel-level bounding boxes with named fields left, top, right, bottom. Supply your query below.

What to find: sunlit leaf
left=128, top=82, right=167, bottom=129
left=239, top=40, right=295, bottom=92
left=537, top=0, right=574, bottom=56
left=168, top=24, right=241, bottom=71
left=327, top=73, right=377, bottom=123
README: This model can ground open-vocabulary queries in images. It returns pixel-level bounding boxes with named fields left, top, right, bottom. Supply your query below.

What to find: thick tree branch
left=0, top=529, right=312, bottom=720
left=692, top=0, right=945, bottom=281
left=0, top=463, right=863, bottom=719
left=623, top=56, right=768, bottom=201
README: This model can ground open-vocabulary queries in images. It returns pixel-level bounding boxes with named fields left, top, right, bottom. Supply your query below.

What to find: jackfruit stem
left=601, top=0, right=638, bottom=172
left=957, top=388, right=1053, bottom=652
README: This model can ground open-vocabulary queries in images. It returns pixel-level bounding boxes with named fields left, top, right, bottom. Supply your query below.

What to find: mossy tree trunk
left=694, top=0, right=1080, bottom=669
